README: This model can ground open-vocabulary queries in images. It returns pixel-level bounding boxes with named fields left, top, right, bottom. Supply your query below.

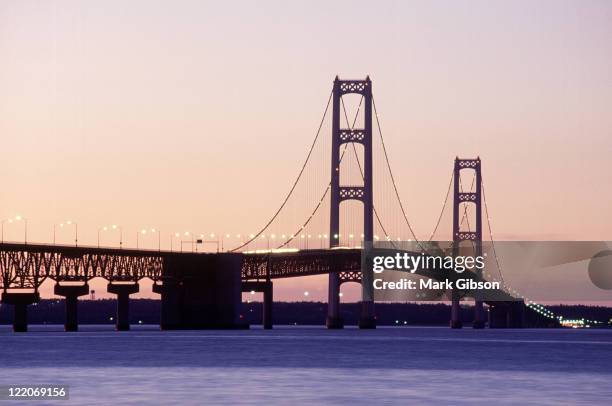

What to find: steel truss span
left=0, top=243, right=362, bottom=290
left=0, top=243, right=165, bottom=290
left=241, top=249, right=361, bottom=280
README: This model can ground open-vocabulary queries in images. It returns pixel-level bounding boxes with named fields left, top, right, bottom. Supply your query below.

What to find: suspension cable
left=372, top=95, right=426, bottom=251
left=274, top=96, right=365, bottom=250
left=339, top=97, right=396, bottom=248
left=428, top=169, right=453, bottom=241
left=230, top=91, right=333, bottom=252
left=481, top=175, right=505, bottom=284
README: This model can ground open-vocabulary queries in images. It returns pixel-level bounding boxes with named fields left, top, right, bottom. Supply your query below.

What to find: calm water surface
left=1, top=325, right=611, bottom=405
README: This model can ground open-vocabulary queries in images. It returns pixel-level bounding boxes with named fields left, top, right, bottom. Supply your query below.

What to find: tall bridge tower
left=326, top=76, right=376, bottom=329
left=450, top=157, right=485, bottom=328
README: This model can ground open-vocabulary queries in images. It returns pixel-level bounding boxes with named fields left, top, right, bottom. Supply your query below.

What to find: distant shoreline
left=1, top=299, right=610, bottom=327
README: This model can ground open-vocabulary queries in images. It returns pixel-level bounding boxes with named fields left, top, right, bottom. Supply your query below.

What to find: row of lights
left=1, top=215, right=27, bottom=243
left=164, top=232, right=412, bottom=252
left=1, top=214, right=415, bottom=251
left=168, top=232, right=412, bottom=240
left=8, top=215, right=601, bottom=326
left=475, top=241, right=565, bottom=325
left=247, top=290, right=342, bottom=298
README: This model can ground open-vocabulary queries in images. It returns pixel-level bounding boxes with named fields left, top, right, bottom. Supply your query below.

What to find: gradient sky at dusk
left=1, top=0, right=611, bottom=301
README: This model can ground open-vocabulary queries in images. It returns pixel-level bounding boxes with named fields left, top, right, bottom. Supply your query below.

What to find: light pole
left=171, top=232, right=181, bottom=252
left=197, top=233, right=218, bottom=253
left=210, top=233, right=217, bottom=253
left=223, top=234, right=231, bottom=252
left=1, top=216, right=23, bottom=243
left=151, top=228, right=160, bottom=251
left=60, top=220, right=78, bottom=246
left=236, top=234, right=243, bottom=250
left=185, top=231, right=192, bottom=252
left=136, top=228, right=159, bottom=250
left=56, top=222, right=65, bottom=244
left=12, top=216, right=27, bottom=244
left=97, top=226, right=109, bottom=248
left=1, top=218, right=10, bottom=243
left=111, top=224, right=123, bottom=248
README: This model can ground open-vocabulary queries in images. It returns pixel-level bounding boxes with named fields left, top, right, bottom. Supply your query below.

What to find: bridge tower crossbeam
left=450, top=157, right=485, bottom=329
left=327, top=76, right=375, bottom=329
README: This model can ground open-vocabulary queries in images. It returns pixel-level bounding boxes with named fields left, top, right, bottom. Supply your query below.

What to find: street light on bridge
left=111, top=224, right=123, bottom=249
left=1, top=216, right=26, bottom=244
left=53, top=220, right=78, bottom=246
left=171, top=232, right=181, bottom=252
left=97, top=226, right=108, bottom=247
left=135, top=228, right=160, bottom=250
left=136, top=229, right=146, bottom=249
left=0, top=218, right=9, bottom=243
left=12, top=215, right=28, bottom=244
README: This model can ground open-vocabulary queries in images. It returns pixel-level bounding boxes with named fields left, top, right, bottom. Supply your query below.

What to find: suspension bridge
left=1, top=76, right=561, bottom=332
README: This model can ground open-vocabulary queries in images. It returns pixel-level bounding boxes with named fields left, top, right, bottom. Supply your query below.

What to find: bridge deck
left=0, top=243, right=515, bottom=304
left=0, top=242, right=361, bottom=289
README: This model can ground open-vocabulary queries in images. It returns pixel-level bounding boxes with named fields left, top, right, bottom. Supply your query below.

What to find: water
left=1, top=325, right=611, bottom=405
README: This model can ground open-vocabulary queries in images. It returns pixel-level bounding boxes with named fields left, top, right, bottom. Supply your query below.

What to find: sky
left=1, top=0, right=611, bottom=302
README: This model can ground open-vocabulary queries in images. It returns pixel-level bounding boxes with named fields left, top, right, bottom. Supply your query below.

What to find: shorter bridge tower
left=451, top=157, right=485, bottom=328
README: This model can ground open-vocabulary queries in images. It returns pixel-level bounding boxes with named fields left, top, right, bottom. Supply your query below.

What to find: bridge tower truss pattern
left=327, top=77, right=375, bottom=329
left=450, top=157, right=485, bottom=328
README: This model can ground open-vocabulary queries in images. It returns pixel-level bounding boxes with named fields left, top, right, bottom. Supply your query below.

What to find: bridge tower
left=327, top=76, right=375, bottom=329
left=451, top=157, right=485, bottom=328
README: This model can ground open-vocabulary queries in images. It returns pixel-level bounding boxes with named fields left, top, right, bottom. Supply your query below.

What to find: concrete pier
left=262, top=282, right=273, bottom=330
left=473, top=300, right=486, bottom=329
left=489, top=301, right=526, bottom=328
left=359, top=263, right=376, bottom=329
left=326, top=273, right=343, bottom=329
left=358, top=300, right=376, bottom=329
left=1, top=292, right=40, bottom=332
left=107, top=283, right=139, bottom=331
left=242, top=280, right=273, bottom=329
left=54, top=283, right=89, bottom=331
left=152, top=281, right=180, bottom=330
left=159, top=253, right=244, bottom=329
left=450, top=291, right=463, bottom=329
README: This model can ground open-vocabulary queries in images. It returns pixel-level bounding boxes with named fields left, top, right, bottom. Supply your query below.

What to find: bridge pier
left=488, top=301, right=525, bottom=328
left=489, top=303, right=507, bottom=328
left=152, top=281, right=181, bottom=330
left=358, top=301, right=376, bottom=329
left=473, top=300, right=485, bottom=329
left=263, top=282, right=273, bottom=330
left=450, top=291, right=463, bottom=329
left=507, top=301, right=525, bottom=328
left=160, top=253, right=243, bottom=329
left=326, top=273, right=343, bottom=329
left=54, top=283, right=89, bottom=331
left=107, top=283, right=139, bottom=331
left=1, top=292, right=40, bottom=332
left=242, top=281, right=273, bottom=329
left=359, top=259, right=376, bottom=329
